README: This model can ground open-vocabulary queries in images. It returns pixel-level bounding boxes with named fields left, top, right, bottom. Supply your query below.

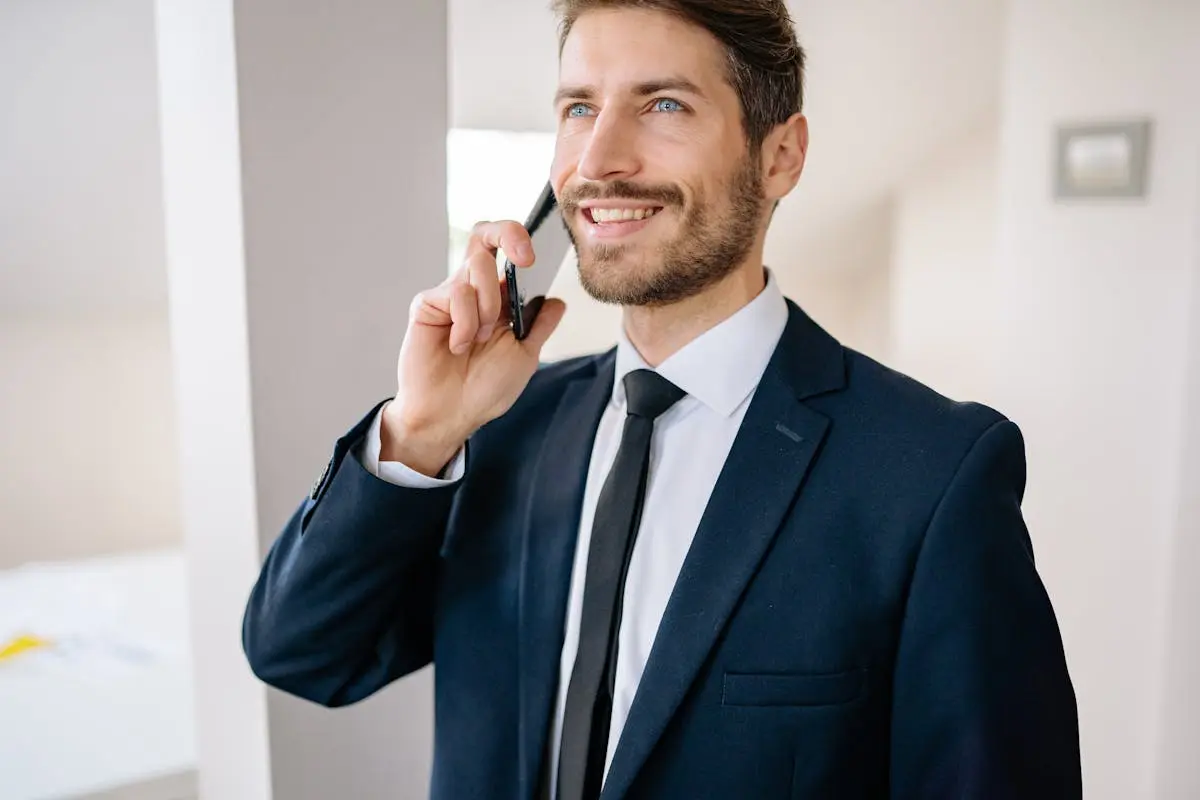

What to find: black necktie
left=556, top=369, right=686, bottom=800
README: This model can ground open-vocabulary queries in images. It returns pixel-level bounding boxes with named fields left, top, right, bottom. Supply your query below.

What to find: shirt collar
left=612, top=268, right=789, bottom=417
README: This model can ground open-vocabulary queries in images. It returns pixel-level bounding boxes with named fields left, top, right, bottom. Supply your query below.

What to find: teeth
left=589, top=207, right=659, bottom=223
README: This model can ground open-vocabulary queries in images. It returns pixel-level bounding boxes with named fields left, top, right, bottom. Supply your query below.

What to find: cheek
left=638, top=121, right=698, bottom=165
left=552, top=129, right=590, bottom=190
left=639, top=125, right=720, bottom=194
left=550, top=159, right=570, bottom=200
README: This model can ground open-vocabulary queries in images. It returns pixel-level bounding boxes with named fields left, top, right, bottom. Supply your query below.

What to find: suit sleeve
left=242, top=408, right=461, bottom=708
left=889, top=420, right=1082, bottom=799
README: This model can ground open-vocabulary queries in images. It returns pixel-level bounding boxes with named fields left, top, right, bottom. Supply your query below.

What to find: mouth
left=578, top=203, right=665, bottom=239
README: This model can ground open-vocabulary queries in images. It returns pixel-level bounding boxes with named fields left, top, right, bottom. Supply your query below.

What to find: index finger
left=467, top=220, right=535, bottom=268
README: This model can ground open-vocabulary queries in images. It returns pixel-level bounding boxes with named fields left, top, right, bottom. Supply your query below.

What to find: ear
left=759, top=113, right=808, bottom=202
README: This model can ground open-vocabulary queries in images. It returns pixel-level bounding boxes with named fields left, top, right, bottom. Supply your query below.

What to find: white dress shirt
left=361, top=270, right=789, bottom=793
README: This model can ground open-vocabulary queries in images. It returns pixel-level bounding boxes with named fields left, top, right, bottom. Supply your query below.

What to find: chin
left=576, top=255, right=637, bottom=304
left=576, top=260, right=633, bottom=306
left=576, top=254, right=681, bottom=308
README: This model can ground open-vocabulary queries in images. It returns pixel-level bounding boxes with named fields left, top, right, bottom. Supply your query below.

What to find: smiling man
left=243, top=2, right=1081, bottom=799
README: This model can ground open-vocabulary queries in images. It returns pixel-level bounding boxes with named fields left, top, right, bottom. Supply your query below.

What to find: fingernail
left=452, top=342, right=470, bottom=355
left=477, top=324, right=494, bottom=341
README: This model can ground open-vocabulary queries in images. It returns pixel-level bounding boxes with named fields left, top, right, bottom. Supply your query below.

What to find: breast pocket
left=721, top=669, right=866, bottom=708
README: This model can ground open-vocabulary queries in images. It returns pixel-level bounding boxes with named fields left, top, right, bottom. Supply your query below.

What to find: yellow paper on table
left=0, top=634, right=53, bottom=662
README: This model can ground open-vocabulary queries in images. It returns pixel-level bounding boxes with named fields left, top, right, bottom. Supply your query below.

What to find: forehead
left=558, top=8, right=730, bottom=93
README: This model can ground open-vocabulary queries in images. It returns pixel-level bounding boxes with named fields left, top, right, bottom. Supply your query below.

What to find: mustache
left=558, top=180, right=685, bottom=211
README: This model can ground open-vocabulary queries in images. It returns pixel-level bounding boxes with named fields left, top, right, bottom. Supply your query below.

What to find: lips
left=586, top=206, right=663, bottom=223
left=577, top=205, right=663, bottom=240
left=563, top=182, right=684, bottom=241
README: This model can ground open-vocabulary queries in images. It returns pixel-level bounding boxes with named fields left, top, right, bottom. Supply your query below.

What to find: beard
left=558, top=155, right=764, bottom=308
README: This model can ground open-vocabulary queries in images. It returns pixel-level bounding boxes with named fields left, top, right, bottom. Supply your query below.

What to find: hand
left=381, top=220, right=567, bottom=476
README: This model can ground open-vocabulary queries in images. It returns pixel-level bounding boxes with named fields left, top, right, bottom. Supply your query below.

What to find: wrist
left=380, top=402, right=467, bottom=478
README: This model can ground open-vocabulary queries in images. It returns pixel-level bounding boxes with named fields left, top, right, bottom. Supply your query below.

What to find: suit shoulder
left=807, top=349, right=1025, bottom=533
left=831, top=347, right=1011, bottom=457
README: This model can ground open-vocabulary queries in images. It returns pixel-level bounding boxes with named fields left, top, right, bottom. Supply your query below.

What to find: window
left=446, top=128, right=556, bottom=273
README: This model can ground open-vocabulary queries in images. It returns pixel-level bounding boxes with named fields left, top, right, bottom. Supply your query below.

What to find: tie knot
left=622, top=369, right=685, bottom=420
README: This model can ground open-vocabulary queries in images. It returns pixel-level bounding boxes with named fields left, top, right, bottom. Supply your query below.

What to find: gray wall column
left=155, top=1, right=447, bottom=797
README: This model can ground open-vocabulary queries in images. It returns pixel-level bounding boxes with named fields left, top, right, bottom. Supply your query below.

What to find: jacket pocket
left=722, top=669, right=866, bottom=708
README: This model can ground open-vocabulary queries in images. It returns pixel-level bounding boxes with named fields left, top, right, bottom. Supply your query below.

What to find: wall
left=156, top=1, right=448, bottom=797
left=776, top=198, right=894, bottom=362
left=993, top=1, right=1200, bottom=796
left=890, top=123, right=999, bottom=404
left=0, top=0, right=178, bottom=570
left=0, top=314, right=182, bottom=568
left=1154, top=151, right=1200, bottom=799
left=0, top=0, right=167, bottom=314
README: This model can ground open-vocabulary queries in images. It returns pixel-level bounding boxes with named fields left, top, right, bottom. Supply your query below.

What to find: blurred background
left=1, top=0, right=1197, bottom=798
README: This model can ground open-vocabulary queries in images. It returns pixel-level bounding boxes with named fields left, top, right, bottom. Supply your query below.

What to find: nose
left=577, top=109, right=641, bottom=182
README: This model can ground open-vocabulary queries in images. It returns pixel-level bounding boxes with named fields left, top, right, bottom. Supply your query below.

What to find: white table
left=0, top=550, right=197, bottom=800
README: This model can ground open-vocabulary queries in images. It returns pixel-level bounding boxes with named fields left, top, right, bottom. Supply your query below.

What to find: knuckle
left=465, top=255, right=499, bottom=286
left=478, top=291, right=501, bottom=317
left=452, top=281, right=475, bottom=302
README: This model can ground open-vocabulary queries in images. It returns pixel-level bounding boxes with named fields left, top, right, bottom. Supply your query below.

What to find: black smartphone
left=505, top=181, right=574, bottom=340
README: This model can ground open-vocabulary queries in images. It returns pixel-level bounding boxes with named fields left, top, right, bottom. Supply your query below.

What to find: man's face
left=551, top=9, right=765, bottom=307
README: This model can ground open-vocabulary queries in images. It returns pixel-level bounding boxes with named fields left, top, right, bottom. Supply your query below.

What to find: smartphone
left=505, top=181, right=574, bottom=340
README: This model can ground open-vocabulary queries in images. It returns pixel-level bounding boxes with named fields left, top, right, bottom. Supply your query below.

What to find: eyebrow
left=553, top=77, right=706, bottom=107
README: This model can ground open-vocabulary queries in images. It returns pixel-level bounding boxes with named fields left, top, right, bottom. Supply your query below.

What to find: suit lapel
left=517, top=352, right=616, bottom=800
left=601, top=302, right=845, bottom=800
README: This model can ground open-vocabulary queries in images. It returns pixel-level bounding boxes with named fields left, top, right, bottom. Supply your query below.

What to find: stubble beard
left=563, top=156, right=764, bottom=308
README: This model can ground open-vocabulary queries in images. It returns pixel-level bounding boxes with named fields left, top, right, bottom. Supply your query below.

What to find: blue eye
left=566, top=103, right=592, bottom=118
left=652, top=98, right=684, bottom=113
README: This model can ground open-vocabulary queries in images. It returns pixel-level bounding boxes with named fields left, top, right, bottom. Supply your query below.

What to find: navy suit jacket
left=244, top=301, right=1080, bottom=799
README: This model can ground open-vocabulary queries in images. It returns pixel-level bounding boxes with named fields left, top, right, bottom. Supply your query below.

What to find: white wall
left=890, top=123, right=999, bottom=403
left=0, top=0, right=167, bottom=314
left=1154, top=155, right=1200, bottom=800
left=155, top=0, right=272, bottom=793
left=776, top=198, right=894, bottom=362
left=993, top=1, right=1200, bottom=796
left=0, top=0, right=178, bottom=570
left=0, top=314, right=182, bottom=568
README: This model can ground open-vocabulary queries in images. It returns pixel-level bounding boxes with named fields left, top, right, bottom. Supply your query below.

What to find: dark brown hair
left=551, top=0, right=806, bottom=151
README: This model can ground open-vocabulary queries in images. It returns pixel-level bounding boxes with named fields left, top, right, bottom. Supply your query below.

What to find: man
left=243, top=1, right=1081, bottom=798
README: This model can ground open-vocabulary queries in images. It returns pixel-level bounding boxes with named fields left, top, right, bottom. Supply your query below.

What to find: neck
left=622, top=259, right=767, bottom=367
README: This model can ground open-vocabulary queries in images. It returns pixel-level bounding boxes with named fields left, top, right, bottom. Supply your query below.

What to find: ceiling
left=0, top=0, right=1004, bottom=314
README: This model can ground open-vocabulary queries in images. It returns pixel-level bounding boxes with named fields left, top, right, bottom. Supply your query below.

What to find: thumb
left=520, top=298, right=567, bottom=355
